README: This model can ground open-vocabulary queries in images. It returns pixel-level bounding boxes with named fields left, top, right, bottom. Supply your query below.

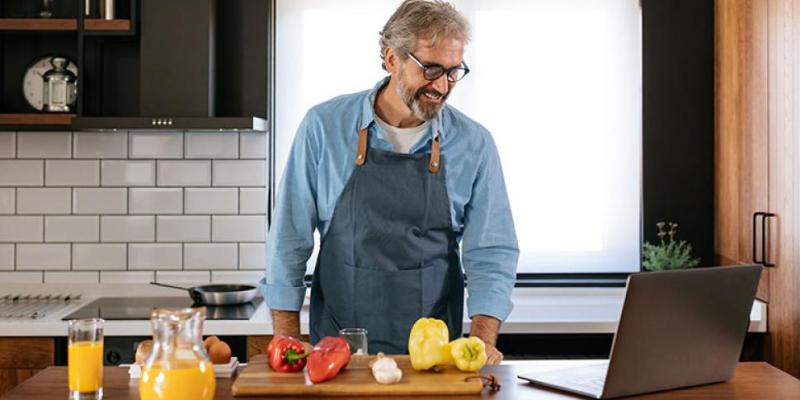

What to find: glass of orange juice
left=68, top=318, right=104, bottom=400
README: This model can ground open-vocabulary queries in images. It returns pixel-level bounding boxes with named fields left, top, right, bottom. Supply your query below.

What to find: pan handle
left=150, top=282, right=205, bottom=305
left=150, top=281, right=190, bottom=291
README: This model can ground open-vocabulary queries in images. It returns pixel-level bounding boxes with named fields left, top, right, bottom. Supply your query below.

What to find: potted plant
left=642, top=222, right=700, bottom=271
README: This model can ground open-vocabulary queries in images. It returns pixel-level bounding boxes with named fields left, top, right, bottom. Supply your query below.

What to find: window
left=275, top=0, right=642, bottom=274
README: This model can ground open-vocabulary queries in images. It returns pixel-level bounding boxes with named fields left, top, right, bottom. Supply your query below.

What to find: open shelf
left=0, top=113, right=75, bottom=126
left=0, top=18, right=131, bottom=32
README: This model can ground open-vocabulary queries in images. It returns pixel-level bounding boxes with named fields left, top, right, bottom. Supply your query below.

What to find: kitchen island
left=2, top=361, right=799, bottom=399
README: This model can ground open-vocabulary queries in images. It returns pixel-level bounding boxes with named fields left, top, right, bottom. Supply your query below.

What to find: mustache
left=416, top=86, right=447, bottom=99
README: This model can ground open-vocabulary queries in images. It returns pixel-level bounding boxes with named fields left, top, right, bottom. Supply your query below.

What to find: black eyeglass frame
left=406, top=52, right=470, bottom=82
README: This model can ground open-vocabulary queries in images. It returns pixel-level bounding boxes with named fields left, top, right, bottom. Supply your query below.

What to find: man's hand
left=470, top=314, right=503, bottom=365
left=483, top=341, right=504, bottom=365
left=271, top=309, right=314, bottom=354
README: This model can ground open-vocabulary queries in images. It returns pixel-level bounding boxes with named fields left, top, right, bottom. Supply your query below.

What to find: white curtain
left=275, top=0, right=642, bottom=273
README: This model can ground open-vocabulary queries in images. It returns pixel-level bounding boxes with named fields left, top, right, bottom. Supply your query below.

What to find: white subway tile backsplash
left=73, top=132, right=128, bottom=158
left=240, top=133, right=267, bottom=159
left=17, top=188, right=71, bottom=214
left=16, top=244, right=70, bottom=270
left=0, top=244, right=13, bottom=270
left=73, top=188, right=127, bottom=214
left=130, top=188, right=183, bottom=214
left=157, top=216, right=210, bottom=242
left=130, top=131, right=183, bottom=159
left=184, top=188, right=237, bottom=214
left=0, top=188, right=14, bottom=214
left=239, top=243, right=266, bottom=270
left=0, top=160, right=43, bottom=186
left=0, top=132, right=15, bottom=158
left=0, top=216, right=43, bottom=242
left=44, top=271, right=99, bottom=283
left=73, top=244, right=126, bottom=270
left=0, top=272, right=42, bottom=283
left=46, top=160, right=99, bottom=186
left=102, top=160, right=155, bottom=186
left=212, top=216, right=265, bottom=242
left=101, top=216, right=155, bottom=242
left=2, top=129, right=269, bottom=284
left=184, top=243, right=237, bottom=270
left=185, top=132, right=238, bottom=159
left=157, top=161, right=211, bottom=186
left=17, top=131, right=72, bottom=159
left=155, top=270, right=210, bottom=284
left=129, top=243, right=182, bottom=270
left=45, top=216, right=99, bottom=242
left=213, top=160, right=266, bottom=187
left=211, top=270, right=263, bottom=284
left=240, top=188, right=267, bottom=214
left=100, top=271, right=155, bottom=284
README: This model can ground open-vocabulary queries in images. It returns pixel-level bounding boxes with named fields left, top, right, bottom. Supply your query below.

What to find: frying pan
left=150, top=282, right=258, bottom=306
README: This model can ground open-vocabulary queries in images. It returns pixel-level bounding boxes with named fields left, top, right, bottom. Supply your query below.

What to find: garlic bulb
left=370, top=352, right=403, bottom=384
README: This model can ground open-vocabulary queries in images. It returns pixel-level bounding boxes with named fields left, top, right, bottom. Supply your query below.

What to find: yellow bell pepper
left=408, top=318, right=452, bottom=370
left=449, top=337, right=487, bottom=372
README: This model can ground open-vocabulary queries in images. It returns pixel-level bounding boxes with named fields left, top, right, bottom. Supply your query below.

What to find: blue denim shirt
left=265, top=78, right=519, bottom=321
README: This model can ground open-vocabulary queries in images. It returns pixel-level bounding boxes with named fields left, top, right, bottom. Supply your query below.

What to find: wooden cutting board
left=231, top=354, right=485, bottom=397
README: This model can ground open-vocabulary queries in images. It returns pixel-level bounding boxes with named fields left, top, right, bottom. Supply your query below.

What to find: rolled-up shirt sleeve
left=461, top=135, right=519, bottom=321
left=264, top=112, right=321, bottom=311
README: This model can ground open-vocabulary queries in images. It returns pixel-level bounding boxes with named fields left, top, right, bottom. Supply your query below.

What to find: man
left=264, top=0, right=518, bottom=364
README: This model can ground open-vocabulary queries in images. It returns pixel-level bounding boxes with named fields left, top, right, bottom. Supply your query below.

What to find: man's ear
left=385, top=48, right=400, bottom=75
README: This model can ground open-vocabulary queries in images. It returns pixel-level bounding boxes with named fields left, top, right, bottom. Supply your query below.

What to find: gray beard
left=395, top=68, right=446, bottom=121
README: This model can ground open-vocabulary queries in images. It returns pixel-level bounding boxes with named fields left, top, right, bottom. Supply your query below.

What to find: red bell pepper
left=307, top=336, right=351, bottom=383
left=267, top=335, right=309, bottom=372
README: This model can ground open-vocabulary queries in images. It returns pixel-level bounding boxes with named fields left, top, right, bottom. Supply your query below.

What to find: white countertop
left=0, top=284, right=767, bottom=337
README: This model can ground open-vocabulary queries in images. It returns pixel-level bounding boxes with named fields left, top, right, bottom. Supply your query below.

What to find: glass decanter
left=139, top=307, right=216, bottom=400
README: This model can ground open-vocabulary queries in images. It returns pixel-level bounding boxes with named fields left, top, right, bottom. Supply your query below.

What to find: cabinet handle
left=752, top=212, right=765, bottom=264
left=762, top=213, right=776, bottom=267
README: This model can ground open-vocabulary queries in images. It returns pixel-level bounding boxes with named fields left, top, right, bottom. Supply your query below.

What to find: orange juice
left=139, top=360, right=215, bottom=400
left=68, top=341, right=103, bottom=392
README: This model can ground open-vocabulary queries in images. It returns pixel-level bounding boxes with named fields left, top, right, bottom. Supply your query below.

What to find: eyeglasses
left=406, top=52, right=470, bottom=82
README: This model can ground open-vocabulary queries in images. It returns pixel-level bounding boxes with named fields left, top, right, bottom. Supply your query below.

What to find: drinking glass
left=68, top=318, right=104, bottom=400
left=339, top=328, right=368, bottom=355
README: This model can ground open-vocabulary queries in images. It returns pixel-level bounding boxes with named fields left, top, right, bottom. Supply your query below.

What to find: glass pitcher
left=139, top=307, right=215, bottom=400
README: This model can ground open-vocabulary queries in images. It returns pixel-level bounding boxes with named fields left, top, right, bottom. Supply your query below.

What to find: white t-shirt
left=374, top=114, right=431, bottom=154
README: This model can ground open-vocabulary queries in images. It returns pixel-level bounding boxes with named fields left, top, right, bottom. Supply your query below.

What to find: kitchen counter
left=4, top=361, right=799, bottom=399
left=0, top=284, right=767, bottom=336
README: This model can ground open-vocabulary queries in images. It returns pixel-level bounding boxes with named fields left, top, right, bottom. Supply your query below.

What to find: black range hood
left=71, top=0, right=269, bottom=133
left=71, top=116, right=267, bottom=132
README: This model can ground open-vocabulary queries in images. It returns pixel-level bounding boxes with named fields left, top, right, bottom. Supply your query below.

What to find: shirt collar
left=361, top=77, right=447, bottom=141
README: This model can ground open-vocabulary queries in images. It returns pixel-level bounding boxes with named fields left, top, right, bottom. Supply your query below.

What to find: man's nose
left=431, top=74, right=449, bottom=95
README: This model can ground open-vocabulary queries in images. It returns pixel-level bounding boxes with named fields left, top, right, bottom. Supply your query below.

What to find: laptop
left=518, top=264, right=762, bottom=399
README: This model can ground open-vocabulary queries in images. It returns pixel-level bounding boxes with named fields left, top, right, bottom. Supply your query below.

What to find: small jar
left=139, top=307, right=216, bottom=400
left=42, top=57, right=77, bottom=112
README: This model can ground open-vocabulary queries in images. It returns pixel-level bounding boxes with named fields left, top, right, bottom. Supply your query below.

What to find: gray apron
left=310, top=127, right=464, bottom=354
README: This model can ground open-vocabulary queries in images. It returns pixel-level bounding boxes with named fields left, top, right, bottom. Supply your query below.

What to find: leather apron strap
left=355, top=127, right=441, bottom=173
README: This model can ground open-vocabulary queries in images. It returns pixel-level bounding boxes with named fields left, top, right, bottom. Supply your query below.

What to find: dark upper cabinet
left=0, top=0, right=268, bottom=129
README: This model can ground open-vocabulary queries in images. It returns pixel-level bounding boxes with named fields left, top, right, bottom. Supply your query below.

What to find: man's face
left=394, top=38, right=465, bottom=121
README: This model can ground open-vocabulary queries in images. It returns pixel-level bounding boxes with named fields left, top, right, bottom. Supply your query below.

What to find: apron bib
left=310, top=128, right=464, bottom=354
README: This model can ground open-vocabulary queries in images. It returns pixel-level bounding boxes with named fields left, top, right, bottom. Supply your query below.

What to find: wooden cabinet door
left=0, top=338, right=54, bottom=395
left=765, top=0, right=800, bottom=378
left=715, top=0, right=770, bottom=300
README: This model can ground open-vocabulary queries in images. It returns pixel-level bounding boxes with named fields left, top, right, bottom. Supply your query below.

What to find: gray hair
left=379, top=0, right=470, bottom=71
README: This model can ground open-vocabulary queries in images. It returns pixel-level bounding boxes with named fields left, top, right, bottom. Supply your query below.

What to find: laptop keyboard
left=522, top=363, right=608, bottom=397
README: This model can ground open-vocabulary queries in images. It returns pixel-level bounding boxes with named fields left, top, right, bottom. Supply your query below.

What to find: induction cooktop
left=62, top=297, right=263, bottom=321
